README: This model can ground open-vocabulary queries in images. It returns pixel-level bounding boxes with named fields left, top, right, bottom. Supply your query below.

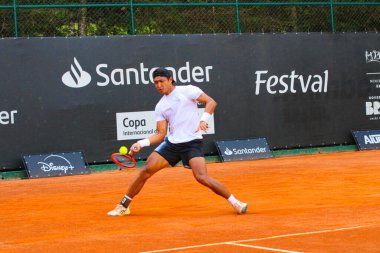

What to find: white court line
left=226, top=242, right=303, bottom=253
left=140, top=225, right=370, bottom=253
left=228, top=225, right=369, bottom=244
left=366, top=72, right=380, bottom=75
left=140, top=242, right=228, bottom=253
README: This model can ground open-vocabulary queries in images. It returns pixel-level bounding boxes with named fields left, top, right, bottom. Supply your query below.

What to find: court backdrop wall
left=1, top=33, right=380, bottom=170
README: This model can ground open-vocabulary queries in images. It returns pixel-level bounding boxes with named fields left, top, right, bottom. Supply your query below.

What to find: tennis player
left=107, top=68, right=248, bottom=216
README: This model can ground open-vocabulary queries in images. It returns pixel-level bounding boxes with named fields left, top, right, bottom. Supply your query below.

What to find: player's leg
left=107, top=152, right=169, bottom=216
left=189, top=157, right=248, bottom=214
left=189, top=157, right=230, bottom=198
left=126, top=151, right=169, bottom=198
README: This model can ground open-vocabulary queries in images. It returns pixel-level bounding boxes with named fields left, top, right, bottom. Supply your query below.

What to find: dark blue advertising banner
left=1, top=33, right=380, bottom=170
left=352, top=130, right=380, bottom=150
left=23, top=151, right=89, bottom=178
left=215, top=138, right=272, bottom=162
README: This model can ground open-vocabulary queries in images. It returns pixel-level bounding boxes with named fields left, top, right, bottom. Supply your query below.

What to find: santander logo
left=224, top=147, right=233, bottom=155
left=62, top=57, right=91, bottom=88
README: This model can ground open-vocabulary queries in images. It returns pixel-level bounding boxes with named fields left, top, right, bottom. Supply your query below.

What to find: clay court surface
left=1, top=150, right=380, bottom=253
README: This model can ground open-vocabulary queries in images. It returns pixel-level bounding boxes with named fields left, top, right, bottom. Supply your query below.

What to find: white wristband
left=200, top=112, right=212, bottom=123
left=137, top=138, right=150, bottom=148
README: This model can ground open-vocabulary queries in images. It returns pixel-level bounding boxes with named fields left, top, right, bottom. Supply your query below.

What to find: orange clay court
left=1, top=150, right=380, bottom=253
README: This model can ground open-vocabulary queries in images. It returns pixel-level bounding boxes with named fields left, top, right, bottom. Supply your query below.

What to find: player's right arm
left=129, top=120, right=167, bottom=154
left=146, top=120, right=168, bottom=146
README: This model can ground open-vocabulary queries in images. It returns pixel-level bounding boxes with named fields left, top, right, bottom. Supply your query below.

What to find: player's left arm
left=196, top=92, right=217, bottom=132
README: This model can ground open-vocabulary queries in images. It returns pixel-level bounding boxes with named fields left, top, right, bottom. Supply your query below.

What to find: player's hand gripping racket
left=110, top=146, right=138, bottom=169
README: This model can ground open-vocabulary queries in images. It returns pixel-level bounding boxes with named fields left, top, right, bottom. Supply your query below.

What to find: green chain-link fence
left=1, top=1, right=380, bottom=38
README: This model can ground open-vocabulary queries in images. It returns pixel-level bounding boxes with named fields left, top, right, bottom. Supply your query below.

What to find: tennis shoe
left=107, top=204, right=130, bottom=216
left=232, top=201, right=248, bottom=214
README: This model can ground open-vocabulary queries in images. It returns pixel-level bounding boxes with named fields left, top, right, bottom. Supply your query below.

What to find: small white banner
left=116, top=109, right=215, bottom=141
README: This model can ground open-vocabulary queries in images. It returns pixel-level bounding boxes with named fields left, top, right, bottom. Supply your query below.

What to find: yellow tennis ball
left=119, top=146, right=128, bottom=155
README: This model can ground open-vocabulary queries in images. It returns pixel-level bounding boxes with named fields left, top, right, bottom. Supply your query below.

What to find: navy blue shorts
left=154, top=138, right=204, bottom=169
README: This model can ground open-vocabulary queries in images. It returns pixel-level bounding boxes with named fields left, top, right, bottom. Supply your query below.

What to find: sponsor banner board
left=2, top=33, right=380, bottom=170
left=352, top=130, right=380, bottom=150
left=215, top=138, right=272, bottom=162
left=22, top=151, right=89, bottom=178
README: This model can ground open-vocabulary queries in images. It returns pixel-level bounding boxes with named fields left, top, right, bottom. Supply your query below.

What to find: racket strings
left=114, top=154, right=135, bottom=167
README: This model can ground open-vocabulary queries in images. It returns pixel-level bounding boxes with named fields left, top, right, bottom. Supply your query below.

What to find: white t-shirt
left=155, top=85, right=203, bottom=143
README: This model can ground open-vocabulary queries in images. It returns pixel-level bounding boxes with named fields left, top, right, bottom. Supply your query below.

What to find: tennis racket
left=110, top=153, right=136, bottom=169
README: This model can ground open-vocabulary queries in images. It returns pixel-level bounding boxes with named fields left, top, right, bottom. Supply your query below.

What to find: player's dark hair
left=152, top=68, right=175, bottom=83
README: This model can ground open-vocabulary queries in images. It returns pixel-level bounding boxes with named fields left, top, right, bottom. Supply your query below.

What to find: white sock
left=227, top=194, right=239, bottom=206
